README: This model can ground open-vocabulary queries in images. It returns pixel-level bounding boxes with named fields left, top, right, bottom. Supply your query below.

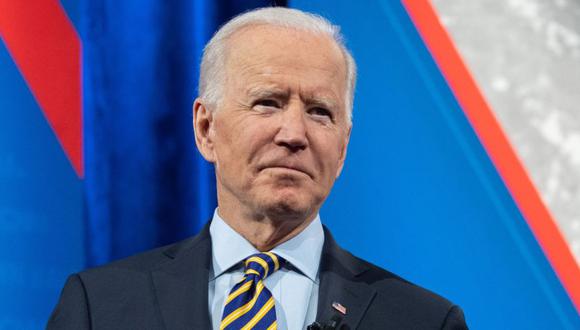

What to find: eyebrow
left=246, top=86, right=290, bottom=100
left=303, top=95, right=339, bottom=111
left=246, top=85, right=340, bottom=110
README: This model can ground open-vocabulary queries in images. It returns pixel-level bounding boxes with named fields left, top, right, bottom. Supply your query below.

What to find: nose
left=273, top=103, right=308, bottom=152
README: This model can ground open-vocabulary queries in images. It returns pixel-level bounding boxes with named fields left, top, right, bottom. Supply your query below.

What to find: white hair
left=198, top=7, right=357, bottom=122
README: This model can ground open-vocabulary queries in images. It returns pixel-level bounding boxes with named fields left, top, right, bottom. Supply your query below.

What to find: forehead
left=223, top=25, right=347, bottom=99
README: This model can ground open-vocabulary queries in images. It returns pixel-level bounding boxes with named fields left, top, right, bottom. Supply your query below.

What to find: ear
left=335, top=124, right=352, bottom=178
left=193, top=98, right=217, bottom=163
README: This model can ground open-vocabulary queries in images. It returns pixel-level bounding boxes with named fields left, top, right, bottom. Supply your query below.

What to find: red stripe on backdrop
left=0, top=0, right=83, bottom=177
left=401, top=0, right=579, bottom=312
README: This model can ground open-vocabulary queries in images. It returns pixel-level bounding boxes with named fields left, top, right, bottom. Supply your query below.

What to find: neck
left=217, top=205, right=316, bottom=252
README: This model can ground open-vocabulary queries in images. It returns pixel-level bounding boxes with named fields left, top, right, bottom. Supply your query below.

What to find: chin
left=260, top=192, right=314, bottom=222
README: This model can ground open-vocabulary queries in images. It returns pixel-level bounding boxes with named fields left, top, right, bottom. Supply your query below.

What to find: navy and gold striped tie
left=220, top=252, right=285, bottom=330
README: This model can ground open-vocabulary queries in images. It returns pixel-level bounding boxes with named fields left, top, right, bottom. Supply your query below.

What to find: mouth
left=259, top=163, right=313, bottom=178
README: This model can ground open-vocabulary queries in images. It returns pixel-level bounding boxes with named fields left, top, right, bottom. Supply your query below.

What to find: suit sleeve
left=46, top=274, right=91, bottom=330
left=441, top=305, right=468, bottom=330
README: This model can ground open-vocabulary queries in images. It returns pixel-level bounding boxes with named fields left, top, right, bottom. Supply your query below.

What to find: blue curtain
left=81, top=0, right=281, bottom=266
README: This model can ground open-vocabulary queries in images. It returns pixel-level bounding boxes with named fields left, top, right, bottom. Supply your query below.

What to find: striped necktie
left=220, top=252, right=286, bottom=330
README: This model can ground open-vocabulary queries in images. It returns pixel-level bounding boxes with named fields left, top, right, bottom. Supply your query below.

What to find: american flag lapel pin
left=332, top=301, right=347, bottom=315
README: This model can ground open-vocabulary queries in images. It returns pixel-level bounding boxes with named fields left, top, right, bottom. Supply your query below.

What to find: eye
left=254, top=99, right=281, bottom=108
left=308, top=107, right=333, bottom=120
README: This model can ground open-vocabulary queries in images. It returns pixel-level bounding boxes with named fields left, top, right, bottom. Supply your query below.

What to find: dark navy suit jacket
left=47, top=224, right=468, bottom=329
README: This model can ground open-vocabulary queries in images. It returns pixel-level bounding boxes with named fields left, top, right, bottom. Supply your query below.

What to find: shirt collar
left=209, top=208, right=324, bottom=283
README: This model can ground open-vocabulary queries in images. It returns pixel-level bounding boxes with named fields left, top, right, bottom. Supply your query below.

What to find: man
left=48, top=7, right=467, bottom=329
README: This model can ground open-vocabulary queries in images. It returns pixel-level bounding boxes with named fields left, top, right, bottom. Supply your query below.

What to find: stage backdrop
left=289, top=1, right=580, bottom=329
left=0, top=0, right=276, bottom=328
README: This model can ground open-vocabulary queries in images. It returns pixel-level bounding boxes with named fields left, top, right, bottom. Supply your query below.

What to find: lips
left=258, top=161, right=313, bottom=178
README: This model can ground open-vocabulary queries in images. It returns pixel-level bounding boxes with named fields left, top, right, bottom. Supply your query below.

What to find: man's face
left=199, top=25, right=351, bottom=222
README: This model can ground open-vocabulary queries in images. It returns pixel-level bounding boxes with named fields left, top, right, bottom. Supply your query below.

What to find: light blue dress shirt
left=208, top=209, right=324, bottom=330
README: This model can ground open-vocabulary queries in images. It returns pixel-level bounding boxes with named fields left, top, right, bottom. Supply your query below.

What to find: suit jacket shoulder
left=47, top=226, right=213, bottom=330
left=317, top=227, right=468, bottom=329
left=48, top=223, right=467, bottom=330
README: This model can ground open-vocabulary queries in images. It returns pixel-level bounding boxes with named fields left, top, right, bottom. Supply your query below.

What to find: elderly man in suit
left=48, top=7, right=467, bottom=330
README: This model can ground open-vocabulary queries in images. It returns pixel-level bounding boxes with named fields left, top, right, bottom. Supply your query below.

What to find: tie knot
left=244, top=252, right=285, bottom=280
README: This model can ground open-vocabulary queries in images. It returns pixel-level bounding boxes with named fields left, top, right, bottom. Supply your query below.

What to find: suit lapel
left=317, top=228, right=376, bottom=330
left=151, top=224, right=212, bottom=330
left=149, top=223, right=376, bottom=329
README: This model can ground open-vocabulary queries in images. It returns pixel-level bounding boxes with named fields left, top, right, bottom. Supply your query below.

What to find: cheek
left=213, top=114, right=251, bottom=151
left=211, top=122, right=241, bottom=174
left=240, top=116, right=281, bottom=150
left=315, top=136, right=344, bottom=174
left=213, top=119, right=272, bottom=171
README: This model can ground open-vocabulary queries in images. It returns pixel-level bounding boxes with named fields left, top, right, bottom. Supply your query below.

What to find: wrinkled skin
left=194, top=25, right=351, bottom=250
